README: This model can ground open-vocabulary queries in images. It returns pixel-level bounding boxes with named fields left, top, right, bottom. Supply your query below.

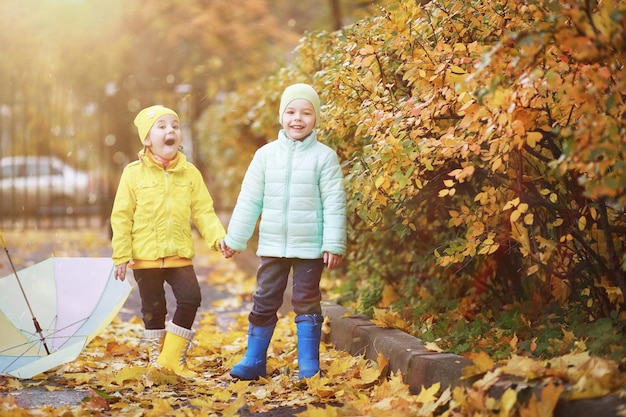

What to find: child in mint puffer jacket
left=223, top=83, right=347, bottom=380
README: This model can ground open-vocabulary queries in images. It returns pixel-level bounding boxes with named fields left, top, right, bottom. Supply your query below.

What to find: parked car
left=0, top=156, right=99, bottom=215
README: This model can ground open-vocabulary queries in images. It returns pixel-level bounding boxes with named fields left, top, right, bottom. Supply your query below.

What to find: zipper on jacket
left=164, top=168, right=174, bottom=263
left=282, top=141, right=296, bottom=256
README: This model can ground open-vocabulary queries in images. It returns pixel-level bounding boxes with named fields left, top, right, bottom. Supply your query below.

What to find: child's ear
left=143, top=138, right=151, bottom=147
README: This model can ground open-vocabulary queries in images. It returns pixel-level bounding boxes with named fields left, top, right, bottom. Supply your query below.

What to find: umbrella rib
left=14, top=316, right=90, bottom=345
left=0, top=337, right=54, bottom=375
left=0, top=318, right=90, bottom=375
left=43, top=317, right=91, bottom=345
left=0, top=236, right=52, bottom=355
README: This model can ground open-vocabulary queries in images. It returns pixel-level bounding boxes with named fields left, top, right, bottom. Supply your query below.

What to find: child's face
left=144, top=114, right=181, bottom=160
left=282, top=99, right=316, bottom=141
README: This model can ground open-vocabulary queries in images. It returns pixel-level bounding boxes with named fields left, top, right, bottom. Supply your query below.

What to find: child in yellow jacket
left=111, top=105, right=227, bottom=378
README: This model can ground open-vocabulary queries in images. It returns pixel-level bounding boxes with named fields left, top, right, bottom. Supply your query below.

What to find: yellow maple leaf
left=358, top=364, right=382, bottom=385
left=380, top=284, right=400, bottom=307
left=519, top=382, right=563, bottom=417
left=210, top=386, right=235, bottom=402
left=295, top=404, right=341, bottom=417
left=64, top=372, right=96, bottom=385
left=371, top=308, right=411, bottom=332
left=113, top=365, right=145, bottom=385
left=221, top=394, right=247, bottom=417
left=144, top=398, right=176, bottom=417
left=372, top=371, right=411, bottom=401
left=470, top=350, right=495, bottom=373
left=416, top=382, right=440, bottom=403
left=568, top=376, right=611, bottom=400
left=228, top=379, right=252, bottom=394
left=424, top=341, right=443, bottom=353
left=472, top=368, right=503, bottom=391
left=305, top=375, right=336, bottom=399
left=501, top=355, right=547, bottom=380
left=321, top=316, right=331, bottom=335
left=326, top=354, right=355, bottom=376
left=189, top=396, right=216, bottom=410
left=499, top=387, right=518, bottom=417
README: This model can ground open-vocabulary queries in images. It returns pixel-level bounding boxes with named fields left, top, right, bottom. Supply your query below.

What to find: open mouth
left=165, top=139, right=176, bottom=146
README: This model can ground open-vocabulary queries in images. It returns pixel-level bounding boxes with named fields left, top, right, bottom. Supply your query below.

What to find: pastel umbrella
left=0, top=233, right=131, bottom=378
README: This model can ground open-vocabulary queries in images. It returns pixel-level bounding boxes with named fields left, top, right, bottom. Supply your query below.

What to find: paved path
left=0, top=227, right=306, bottom=416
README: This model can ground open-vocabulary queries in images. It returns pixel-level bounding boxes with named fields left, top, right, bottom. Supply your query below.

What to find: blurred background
left=0, top=0, right=385, bottom=228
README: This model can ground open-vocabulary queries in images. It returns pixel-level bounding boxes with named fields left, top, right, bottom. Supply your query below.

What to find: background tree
left=0, top=0, right=386, bottom=169
left=0, top=0, right=390, bottom=217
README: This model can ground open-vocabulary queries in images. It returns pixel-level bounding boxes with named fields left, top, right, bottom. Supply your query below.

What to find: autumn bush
left=197, top=0, right=626, bottom=361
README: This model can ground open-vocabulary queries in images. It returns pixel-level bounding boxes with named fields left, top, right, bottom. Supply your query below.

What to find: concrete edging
left=321, top=302, right=471, bottom=393
left=321, top=302, right=625, bottom=417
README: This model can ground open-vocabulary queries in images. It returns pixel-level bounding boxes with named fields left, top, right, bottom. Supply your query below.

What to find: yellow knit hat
left=134, top=105, right=179, bottom=144
left=278, top=83, right=320, bottom=127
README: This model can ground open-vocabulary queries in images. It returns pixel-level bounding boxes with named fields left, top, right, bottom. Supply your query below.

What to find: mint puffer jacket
left=225, top=130, right=346, bottom=259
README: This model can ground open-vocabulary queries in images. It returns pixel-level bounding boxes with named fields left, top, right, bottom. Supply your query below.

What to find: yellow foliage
left=518, top=382, right=563, bottom=417
left=462, top=351, right=495, bottom=378
left=371, top=308, right=412, bottom=333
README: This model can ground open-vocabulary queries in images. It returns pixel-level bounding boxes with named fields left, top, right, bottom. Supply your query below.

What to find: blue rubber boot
left=296, top=314, right=323, bottom=379
left=230, top=323, right=275, bottom=380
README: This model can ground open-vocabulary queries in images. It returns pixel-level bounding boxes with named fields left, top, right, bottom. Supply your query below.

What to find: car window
left=1, top=165, right=11, bottom=179
left=1, top=162, right=24, bottom=178
left=26, top=161, right=40, bottom=176
left=25, top=160, right=55, bottom=177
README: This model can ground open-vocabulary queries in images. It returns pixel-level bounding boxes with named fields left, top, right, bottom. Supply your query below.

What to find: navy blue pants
left=133, top=266, right=201, bottom=330
left=249, top=257, right=325, bottom=327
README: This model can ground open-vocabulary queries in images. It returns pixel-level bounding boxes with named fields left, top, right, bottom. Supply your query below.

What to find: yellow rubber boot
left=156, top=322, right=197, bottom=378
left=144, top=328, right=166, bottom=367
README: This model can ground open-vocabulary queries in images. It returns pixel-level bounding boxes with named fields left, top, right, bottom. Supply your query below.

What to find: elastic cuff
left=295, top=314, right=324, bottom=325
left=166, top=321, right=196, bottom=339
left=144, top=328, right=166, bottom=338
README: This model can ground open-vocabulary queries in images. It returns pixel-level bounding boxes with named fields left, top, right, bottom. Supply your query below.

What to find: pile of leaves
left=0, top=230, right=625, bottom=416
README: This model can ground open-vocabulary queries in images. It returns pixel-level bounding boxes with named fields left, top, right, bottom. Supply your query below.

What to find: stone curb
left=321, top=302, right=625, bottom=417
left=321, top=302, right=471, bottom=393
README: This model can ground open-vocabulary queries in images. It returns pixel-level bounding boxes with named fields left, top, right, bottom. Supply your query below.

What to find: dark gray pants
left=249, top=257, right=324, bottom=327
left=133, top=265, right=201, bottom=330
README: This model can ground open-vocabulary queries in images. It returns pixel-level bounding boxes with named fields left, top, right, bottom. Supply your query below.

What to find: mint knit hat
left=134, top=105, right=179, bottom=144
left=278, top=83, right=321, bottom=127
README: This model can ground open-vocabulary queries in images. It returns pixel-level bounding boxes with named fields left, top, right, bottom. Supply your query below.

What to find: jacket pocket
left=172, top=180, right=193, bottom=209
left=134, top=180, right=162, bottom=222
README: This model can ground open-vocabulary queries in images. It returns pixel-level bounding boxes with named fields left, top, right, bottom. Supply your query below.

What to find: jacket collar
left=278, top=129, right=317, bottom=151
left=140, top=149, right=186, bottom=171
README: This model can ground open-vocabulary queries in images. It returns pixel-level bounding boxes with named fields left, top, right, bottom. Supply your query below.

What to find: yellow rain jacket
left=111, top=150, right=225, bottom=269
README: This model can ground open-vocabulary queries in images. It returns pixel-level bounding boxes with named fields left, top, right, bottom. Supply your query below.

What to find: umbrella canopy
left=0, top=257, right=131, bottom=379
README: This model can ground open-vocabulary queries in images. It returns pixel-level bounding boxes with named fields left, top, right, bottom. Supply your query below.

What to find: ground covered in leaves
left=0, top=228, right=625, bottom=416
left=2, top=310, right=625, bottom=416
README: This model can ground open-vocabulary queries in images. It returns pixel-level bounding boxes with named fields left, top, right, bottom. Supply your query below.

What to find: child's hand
left=220, top=239, right=237, bottom=258
left=323, top=252, right=343, bottom=270
left=114, top=262, right=128, bottom=281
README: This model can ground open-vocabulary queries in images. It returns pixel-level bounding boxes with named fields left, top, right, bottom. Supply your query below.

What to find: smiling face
left=281, top=99, right=316, bottom=141
left=143, top=114, right=181, bottom=161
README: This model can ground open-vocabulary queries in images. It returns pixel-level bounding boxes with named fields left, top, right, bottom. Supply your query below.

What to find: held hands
left=219, top=240, right=341, bottom=267
left=323, top=252, right=344, bottom=270
left=220, top=239, right=237, bottom=259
